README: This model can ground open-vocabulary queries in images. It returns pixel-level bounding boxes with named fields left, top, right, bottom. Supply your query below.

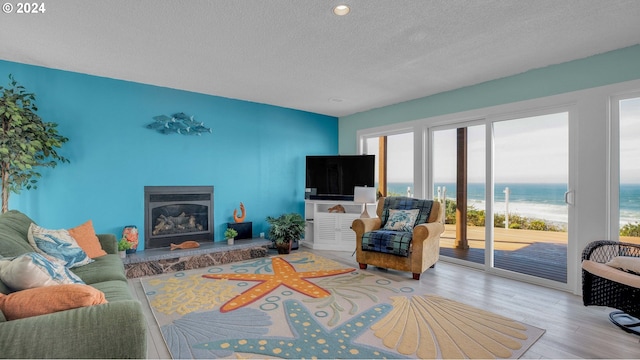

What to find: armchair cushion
left=383, top=209, right=419, bottom=231
left=380, top=197, right=433, bottom=228
left=606, top=256, right=640, bottom=275
left=363, top=197, right=435, bottom=257
left=362, top=230, right=413, bottom=257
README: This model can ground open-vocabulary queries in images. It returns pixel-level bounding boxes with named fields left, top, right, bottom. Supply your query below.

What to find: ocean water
left=386, top=182, right=640, bottom=225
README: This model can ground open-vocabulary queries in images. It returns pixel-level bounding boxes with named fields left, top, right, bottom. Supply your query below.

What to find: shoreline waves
left=385, top=182, right=640, bottom=226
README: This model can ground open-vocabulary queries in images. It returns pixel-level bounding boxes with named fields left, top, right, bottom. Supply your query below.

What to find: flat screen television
left=305, top=155, right=375, bottom=200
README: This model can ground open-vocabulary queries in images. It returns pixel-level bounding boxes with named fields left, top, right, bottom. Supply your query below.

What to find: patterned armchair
left=352, top=197, right=444, bottom=280
left=582, top=240, right=640, bottom=335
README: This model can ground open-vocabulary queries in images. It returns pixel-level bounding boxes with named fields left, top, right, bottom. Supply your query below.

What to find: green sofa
left=0, top=210, right=147, bottom=359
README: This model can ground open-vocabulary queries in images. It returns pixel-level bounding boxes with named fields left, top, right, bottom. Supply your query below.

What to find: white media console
left=301, top=199, right=377, bottom=251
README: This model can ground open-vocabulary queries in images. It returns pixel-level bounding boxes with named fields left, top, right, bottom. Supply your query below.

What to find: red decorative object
left=122, top=225, right=139, bottom=254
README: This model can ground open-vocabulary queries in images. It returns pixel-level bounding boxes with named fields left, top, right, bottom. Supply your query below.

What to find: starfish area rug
left=141, top=251, right=545, bottom=359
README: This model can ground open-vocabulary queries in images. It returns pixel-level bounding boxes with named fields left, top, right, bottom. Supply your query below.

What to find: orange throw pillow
left=0, top=284, right=107, bottom=320
left=68, top=220, right=107, bottom=258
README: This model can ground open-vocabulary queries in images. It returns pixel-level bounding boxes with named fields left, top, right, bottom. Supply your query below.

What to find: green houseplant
left=266, top=213, right=305, bottom=254
left=224, top=227, right=238, bottom=245
left=0, top=75, right=69, bottom=213
left=118, top=237, right=132, bottom=258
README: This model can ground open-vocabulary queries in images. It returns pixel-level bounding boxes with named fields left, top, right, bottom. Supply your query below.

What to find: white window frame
left=609, top=90, right=640, bottom=240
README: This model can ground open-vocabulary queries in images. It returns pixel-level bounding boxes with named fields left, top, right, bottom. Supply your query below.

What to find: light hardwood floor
left=128, top=248, right=640, bottom=359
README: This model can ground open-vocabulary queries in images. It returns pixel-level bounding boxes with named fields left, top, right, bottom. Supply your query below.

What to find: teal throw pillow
left=0, top=252, right=84, bottom=291
left=382, top=209, right=419, bottom=232
left=27, top=223, right=93, bottom=268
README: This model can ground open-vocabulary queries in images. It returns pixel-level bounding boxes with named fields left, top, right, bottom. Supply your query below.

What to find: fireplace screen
left=151, top=203, right=208, bottom=236
left=144, top=186, right=214, bottom=249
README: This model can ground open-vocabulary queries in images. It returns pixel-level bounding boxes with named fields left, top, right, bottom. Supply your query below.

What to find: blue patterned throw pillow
left=382, top=209, right=420, bottom=232
left=0, top=252, right=84, bottom=291
left=27, top=223, right=93, bottom=268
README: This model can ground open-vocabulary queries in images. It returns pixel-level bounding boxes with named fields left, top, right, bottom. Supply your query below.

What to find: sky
left=366, top=133, right=414, bottom=183
left=433, top=112, right=569, bottom=184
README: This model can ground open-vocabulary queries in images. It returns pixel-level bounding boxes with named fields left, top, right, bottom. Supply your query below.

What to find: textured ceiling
left=1, top=0, right=640, bottom=117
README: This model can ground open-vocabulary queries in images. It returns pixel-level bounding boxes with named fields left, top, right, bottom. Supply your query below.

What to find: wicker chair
left=582, top=240, right=640, bottom=335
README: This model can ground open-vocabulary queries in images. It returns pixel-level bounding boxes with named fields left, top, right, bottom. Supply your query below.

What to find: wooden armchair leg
left=412, top=273, right=420, bottom=280
left=359, top=263, right=367, bottom=270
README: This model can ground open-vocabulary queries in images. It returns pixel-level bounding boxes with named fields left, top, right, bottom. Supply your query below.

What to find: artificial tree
left=0, top=75, right=69, bottom=213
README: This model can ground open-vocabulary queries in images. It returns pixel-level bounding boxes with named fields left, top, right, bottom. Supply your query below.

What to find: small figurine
left=328, top=204, right=346, bottom=213
left=233, top=202, right=246, bottom=223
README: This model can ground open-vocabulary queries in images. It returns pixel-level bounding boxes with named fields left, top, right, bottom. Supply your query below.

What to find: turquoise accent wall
left=339, top=45, right=640, bottom=154
left=0, top=60, right=337, bottom=247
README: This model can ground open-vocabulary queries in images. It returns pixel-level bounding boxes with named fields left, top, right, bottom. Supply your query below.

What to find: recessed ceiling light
left=333, top=5, right=350, bottom=16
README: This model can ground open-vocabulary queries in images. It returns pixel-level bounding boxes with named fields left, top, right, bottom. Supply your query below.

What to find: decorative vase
left=119, top=250, right=126, bottom=259
left=122, top=225, right=139, bottom=254
left=276, top=241, right=291, bottom=254
left=227, top=237, right=234, bottom=245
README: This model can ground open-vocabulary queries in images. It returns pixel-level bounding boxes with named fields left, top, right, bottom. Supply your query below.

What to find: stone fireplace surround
left=122, top=239, right=271, bottom=278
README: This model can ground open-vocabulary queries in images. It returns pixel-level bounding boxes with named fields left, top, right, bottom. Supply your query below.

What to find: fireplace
left=144, top=186, right=214, bottom=249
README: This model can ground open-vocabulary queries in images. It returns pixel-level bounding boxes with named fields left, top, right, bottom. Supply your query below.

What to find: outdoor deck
left=440, top=225, right=640, bottom=283
left=440, top=225, right=569, bottom=282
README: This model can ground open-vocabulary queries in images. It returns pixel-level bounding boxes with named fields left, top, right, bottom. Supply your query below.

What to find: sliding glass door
left=491, top=112, right=569, bottom=283
left=432, top=124, right=486, bottom=265
left=431, top=111, right=570, bottom=284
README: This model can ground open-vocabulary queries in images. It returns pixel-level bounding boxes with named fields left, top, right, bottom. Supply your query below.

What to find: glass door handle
left=564, top=190, right=574, bottom=205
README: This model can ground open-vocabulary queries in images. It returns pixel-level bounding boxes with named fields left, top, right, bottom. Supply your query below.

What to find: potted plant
left=266, top=213, right=305, bottom=254
left=224, top=227, right=238, bottom=245
left=118, top=237, right=131, bottom=258
left=0, top=75, right=69, bottom=213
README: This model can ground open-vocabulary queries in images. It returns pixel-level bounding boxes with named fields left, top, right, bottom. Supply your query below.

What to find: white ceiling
left=1, top=0, right=640, bottom=117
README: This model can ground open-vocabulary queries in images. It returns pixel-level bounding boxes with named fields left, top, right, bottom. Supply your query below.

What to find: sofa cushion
left=71, top=254, right=127, bottom=284
left=68, top=220, right=108, bottom=258
left=0, top=253, right=84, bottom=291
left=0, top=211, right=38, bottom=258
left=0, top=284, right=107, bottom=321
left=362, top=230, right=413, bottom=257
left=28, top=223, right=93, bottom=268
left=90, top=280, right=134, bottom=302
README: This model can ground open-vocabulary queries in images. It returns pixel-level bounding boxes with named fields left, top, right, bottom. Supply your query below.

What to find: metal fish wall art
left=146, top=112, right=212, bottom=135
